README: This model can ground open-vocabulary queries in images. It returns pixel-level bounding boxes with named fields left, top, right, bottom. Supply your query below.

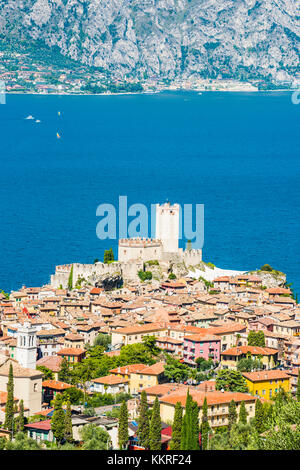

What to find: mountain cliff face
left=0, top=0, right=299, bottom=82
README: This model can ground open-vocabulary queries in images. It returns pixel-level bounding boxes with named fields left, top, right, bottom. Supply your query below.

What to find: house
left=42, top=379, right=72, bottom=404
left=159, top=389, right=257, bottom=428
left=183, top=333, right=221, bottom=365
left=287, top=368, right=300, bottom=396
left=242, top=370, right=290, bottom=399
left=221, top=345, right=278, bottom=370
left=90, top=375, right=129, bottom=395
left=109, top=364, right=147, bottom=380
left=24, top=419, right=54, bottom=443
left=155, top=336, right=183, bottom=356
left=57, top=347, right=86, bottom=364
left=111, top=323, right=168, bottom=347
left=63, top=333, right=85, bottom=350
left=129, top=362, right=166, bottom=395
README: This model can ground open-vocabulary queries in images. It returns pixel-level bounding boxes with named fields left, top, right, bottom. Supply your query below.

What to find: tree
left=239, top=400, right=248, bottom=425
left=237, top=358, right=264, bottom=372
left=118, top=401, right=129, bottom=450
left=58, top=357, right=72, bottom=383
left=149, top=397, right=161, bottom=450
left=164, top=354, right=189, bottom=383
left=5, top=432, right=42, bottom=450
left=94, top=333, right=111, bottom=349
left=181, top=390, right=199, bottom=450
left=254, top=399, right=265, bottom=434
left=80, top=424, right=111, bottom=450
left=18, top=400, right=24, bottom=433
left=170, top=402, right=183, bottom=450
left=51, top=394, right=65, bottom=444
left=142, top=335, right=160, bottom=355
left=181, top=390, right=192, bottom=450
left=215, top=370, right=248, bottom=393
left=62, top=387, right=84, bottom=405
left=228, top=400, right=237, bottom=431
left=247, top=331, right=265, bottom=347
left=64, top=400, right=73, bottom=443
left=36, top=366, right=54, bottom=380
left=168, top=273, right=176, bottom=280
left=4, top=363, right=14, bottom=435
left=257, top=330, right=265, bottom=347
left=68, top=265, right=73, bottom=291
left=297, top=370, right=300, bottom=402
left=104, top=248, right=114, bottom=264
left=200, top=397, right=210, bottom=450
left=191, top=400, right=200, bottom=450
left=195, top=357, right=213, bottom=371
left=137, top=391, right=150, bottom=449
left=138, top=270, right=152, bottom=281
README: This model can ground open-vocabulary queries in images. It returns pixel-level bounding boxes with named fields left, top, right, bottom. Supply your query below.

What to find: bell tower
left=16, top=322, right=37, bottom=370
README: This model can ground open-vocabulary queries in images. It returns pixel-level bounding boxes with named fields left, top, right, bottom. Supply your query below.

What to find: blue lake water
left=0, top=91, right=299, bottom=295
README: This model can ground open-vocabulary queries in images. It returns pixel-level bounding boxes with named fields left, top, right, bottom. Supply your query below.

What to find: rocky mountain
left=0, top=0, right=299, bottom=83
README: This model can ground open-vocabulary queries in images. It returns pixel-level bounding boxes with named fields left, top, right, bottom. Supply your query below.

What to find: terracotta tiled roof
left=57, top=348, right=86, bottom=356
left=242, top=370, right=290, bottom=382
left=92, top=375, right=129, bottom=385
left=42, top=380, right=72, bottom=390
left=221, top=345, right=278, bottom=356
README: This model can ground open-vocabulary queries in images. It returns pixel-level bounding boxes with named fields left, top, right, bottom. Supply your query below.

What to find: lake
left=0, top=91, right=299, bottom=294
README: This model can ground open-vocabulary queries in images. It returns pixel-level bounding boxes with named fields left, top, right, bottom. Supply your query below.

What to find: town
left=0, top=203, right=299, bottom=450
left=1, top=40, right=296, bottom=96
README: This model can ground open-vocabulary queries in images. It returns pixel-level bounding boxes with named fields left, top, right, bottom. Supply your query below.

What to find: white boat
left=25, top=115, right=34, bottom=120
left=35, top=120, right=41, bottom=123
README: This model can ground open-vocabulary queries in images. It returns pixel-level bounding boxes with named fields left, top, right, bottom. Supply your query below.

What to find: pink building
left=183, top=333, right=221, bottom=366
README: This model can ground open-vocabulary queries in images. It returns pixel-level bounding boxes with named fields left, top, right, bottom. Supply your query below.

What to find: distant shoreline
left=5, top=89, right=294, bottom=97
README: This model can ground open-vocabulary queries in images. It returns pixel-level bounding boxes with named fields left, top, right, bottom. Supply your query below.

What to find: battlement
left=119, top=237, right=162, bottom=248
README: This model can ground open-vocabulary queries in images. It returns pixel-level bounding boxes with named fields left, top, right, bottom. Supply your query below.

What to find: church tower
left=155, top=202, right=180, bottom=253
left=16, top=322, right=37, bottom=370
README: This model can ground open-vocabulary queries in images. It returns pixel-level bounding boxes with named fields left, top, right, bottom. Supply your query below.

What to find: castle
left=50, top=202, right=202, bottom=287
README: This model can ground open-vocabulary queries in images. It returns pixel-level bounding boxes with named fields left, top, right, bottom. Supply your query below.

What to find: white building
left=16, top=322, right=37, bottom=370
left=155, top=202, right=180, bottom=253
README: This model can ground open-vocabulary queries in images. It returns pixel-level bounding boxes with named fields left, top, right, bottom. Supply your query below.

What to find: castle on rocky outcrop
left=50, top=202, right=202, bottom=288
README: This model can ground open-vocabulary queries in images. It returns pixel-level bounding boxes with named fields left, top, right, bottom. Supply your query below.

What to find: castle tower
left=155, top=202, right=180, bottom=253
left=16, top=322, right=37, bottom=370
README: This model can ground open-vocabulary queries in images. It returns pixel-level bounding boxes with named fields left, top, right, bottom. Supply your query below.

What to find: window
left=262, top=390, right=266, bottom=395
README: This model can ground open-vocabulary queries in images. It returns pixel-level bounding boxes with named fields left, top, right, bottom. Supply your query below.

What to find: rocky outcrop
left=0, top=0, right=299, bottom=83
left=95, top=273, right=123, bottom=290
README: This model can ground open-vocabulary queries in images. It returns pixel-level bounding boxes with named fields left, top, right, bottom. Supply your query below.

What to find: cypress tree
left=228, top=399, right=237, bottom=431
left=118, top=401, right=129, bottom=450
left=64, top=400, right=73, bottom=443
left=149, top=397, right=161, bottom=450
left=181, top=390, right=193, bottom=450
left=238, top=400, right=248, bottom=424
left=200, top=397, right=210, bottom=450
left=254, top=399, right=264, bottom=434
left=191, top=400, right=200, bottom=450
left=18, top=400, right=24, bottom=432
left=170, top=402, right=183, bottom=450
left=68, top=265, right=73, bottom=291
left=137, top=391, right=150, bottom=449
left=296, top=369, right=300, bottom=402
left=257, top=331, right=265, bottom=347
left=4, top=363, right=14, bottom=436
left=51, top=394, right=65, bottom=444
left=58, top=358, right=70, bottom=383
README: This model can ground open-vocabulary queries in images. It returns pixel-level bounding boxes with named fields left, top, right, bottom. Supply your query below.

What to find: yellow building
left=221, top=346, right=278, bottom=370
left=159, top=389, right=257, bottom=428
left=242, top=370, right=290, bottom=399
left=129, top=362, right=165, bottom=395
